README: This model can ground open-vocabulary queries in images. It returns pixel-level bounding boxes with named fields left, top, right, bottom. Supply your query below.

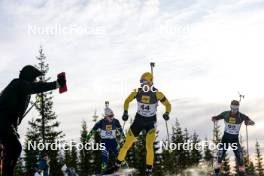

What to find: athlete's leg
left=105, top=115, right=143, bottom=174
left=145, top=128, right=156, bottom=166
left=215, top=136, right=228, bottom=175
left=111, top=140, right=119, bottom=158
left=117, top=129, right=137, bottom=162
left=233, top=141, right=245, bottom=173
left=144, top=118, right=157, bottom=176
left=2, top=133, right=22, bottom=176
left=101, top=141, right=110, bottom=172
left=117, top=115, right=142, bottom=162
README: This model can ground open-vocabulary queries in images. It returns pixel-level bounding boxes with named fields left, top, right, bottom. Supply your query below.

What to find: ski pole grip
left=58, top=72, right=67, bottom=94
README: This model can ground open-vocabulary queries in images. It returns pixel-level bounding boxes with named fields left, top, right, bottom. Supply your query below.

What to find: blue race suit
left=91, top=118, right=124, bottom=171
left=214, top=111, right=251, bottom=166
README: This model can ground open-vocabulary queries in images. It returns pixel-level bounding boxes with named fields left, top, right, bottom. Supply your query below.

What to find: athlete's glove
left=122, top=111, right=129, bottom=121
left=245, top=120, right=255, bottom=126
left=57, top=74, right=66, bottom=88
left=163, top=112, right=170, bottom=121
left=212, top=116, right=218, bottom=122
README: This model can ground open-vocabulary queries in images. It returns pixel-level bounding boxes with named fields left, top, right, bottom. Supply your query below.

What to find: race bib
left=100, top=130, right=116, bottom=139
left=137, top=102, right=157, bottom=117
left=224, top=122, right=241, bottom=135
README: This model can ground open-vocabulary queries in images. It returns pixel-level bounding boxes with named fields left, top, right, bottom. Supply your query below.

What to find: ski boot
left=145, top=165, right=152, bottom=176
left=103, top=160, right=121, bottom=175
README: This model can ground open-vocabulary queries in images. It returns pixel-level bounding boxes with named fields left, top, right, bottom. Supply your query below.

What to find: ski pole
left=238, top=92, right=248, bottom=161
left=122, top=121, right=126, bottom=131
left=246, top=124, right=249, bottom=162
left=213, top=121, right=216, bottom=141
left=165, top=120, right=170, bottom=143
left=23, top=96, right=42, bottom=118
left=22, top=101, right=37, bottom=118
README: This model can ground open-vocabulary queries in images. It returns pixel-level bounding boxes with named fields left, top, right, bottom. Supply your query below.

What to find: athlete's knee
left=146, top=128, right=156, bottom=151
left=122, top=129, right=136, bottom=150
left=102, top=150, right=109, bottom=158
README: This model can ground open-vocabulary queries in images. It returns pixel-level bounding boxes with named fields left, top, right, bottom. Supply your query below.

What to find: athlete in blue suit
left=87, top=103, right=125, bottom=173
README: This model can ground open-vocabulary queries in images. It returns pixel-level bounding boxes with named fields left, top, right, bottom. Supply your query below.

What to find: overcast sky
left=1, top=0, right=264, bottom=161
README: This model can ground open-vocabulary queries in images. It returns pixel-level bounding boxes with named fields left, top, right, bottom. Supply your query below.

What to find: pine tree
left=169, top=119, right=186, bottom=174
left=79, top=120, right=94, bottom=175
left=24, top=121, right=41, bottom=173
left=235, top=136, right=256, bottom=176
left=213, top=121, right=222, bottom=145
left=247, top=161, right=256, bottom=176
left=153, top=130, right=164, bottom=176
left=255, top=141, right=264, bottom=176
left=134, top=131, right=147, bottom=175
left=93, top=123, right=102, bottom=174
left=15, top=157, right=25, bottom=176
left=70, top=141, right=78, bottom=170
left=221, top=155, right=231, bottom=176
left=212, top=121, right=224, bottom=175
left=190, top=131, right=202, bottom=166
left=213, top=121, right=222, bottom=163
left=161, top=140, right=173, bottom=176
left=63, top=141, right=78, bottom=170
left=183, top=128, right=191, bottom=167
left=204, top=137, right=214, bottom=167
left=63, top=144, right=71, bottom=167
left=24, top=47, right=64, bottom=176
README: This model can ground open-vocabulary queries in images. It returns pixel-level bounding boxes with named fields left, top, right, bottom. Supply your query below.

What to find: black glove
left=57, top=75, right=66, bottom=88
left=122, top=111, right=129, bottom=121
left=212, top=116, right=217, bottom=122
left=163, top=112, right=170, bottom=121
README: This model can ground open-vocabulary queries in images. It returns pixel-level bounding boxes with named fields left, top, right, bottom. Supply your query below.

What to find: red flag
left=58, top=72, right=67, bottom=93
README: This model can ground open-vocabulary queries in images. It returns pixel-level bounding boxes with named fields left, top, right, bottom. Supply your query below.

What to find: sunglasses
left=230, top=105, right=239, bottom=110
left=105, top=114, right=114, bottom=118
left=140, top=79, right=150, bottom=85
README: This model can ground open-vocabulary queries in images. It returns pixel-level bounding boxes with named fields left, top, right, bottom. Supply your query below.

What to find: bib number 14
left=141, top=104, right=150, bottom=111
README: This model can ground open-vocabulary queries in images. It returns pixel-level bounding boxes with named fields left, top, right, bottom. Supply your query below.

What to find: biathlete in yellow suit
left=106, top=72, right=171, bottom=176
